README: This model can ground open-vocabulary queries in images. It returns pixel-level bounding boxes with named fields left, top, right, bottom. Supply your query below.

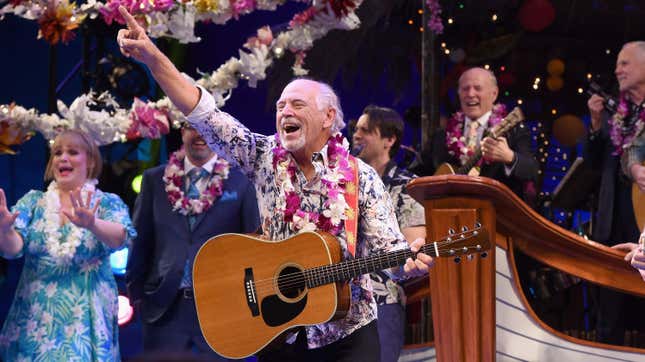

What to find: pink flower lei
left=608, top=95, right=645, bottom=156
left=445, top=103, right=507, bottom=166
left=163, top=149, right=230, bottom=216
left=272, top=133, right=354, bottom=235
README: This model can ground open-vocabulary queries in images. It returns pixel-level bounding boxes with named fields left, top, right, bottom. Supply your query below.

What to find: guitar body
left=633, top=161, right=645, bottom=231
left=434, top=162, right=456, bottom=175
left=192, top=231, right=350, bottom=359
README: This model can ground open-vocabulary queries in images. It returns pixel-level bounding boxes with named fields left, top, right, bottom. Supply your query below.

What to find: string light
left=518, top=99, right=524, bottom=105
left=444, top=49, right=450, bottom=55
left=577, top=88, right=584, bottom=94
left=448, top=18, right=454, bottom=24
left=551, top=109, right=557, bottom=115
left=491, top=14, right=498, bottom=22
left=484, top=64, right=490, bottom=69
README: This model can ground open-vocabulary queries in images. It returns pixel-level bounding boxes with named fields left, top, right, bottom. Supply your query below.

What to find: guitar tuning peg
left=480, top=251, right=488, bottom=258
left=453, top=256, right=461, bottom=264
left=448, top=228, right=455, bottom=235
left=474, top=221, right=481, bottom=228
left=467, top=254, right=474, bottom=261
left=461, top=226, right=469, bottom=232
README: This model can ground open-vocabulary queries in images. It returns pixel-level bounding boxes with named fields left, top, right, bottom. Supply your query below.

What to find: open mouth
left=58, top=166, right=74, bottom=176
left=465, top=101, right=480, bottom=107
left=282, top=123, right=301, bottom=134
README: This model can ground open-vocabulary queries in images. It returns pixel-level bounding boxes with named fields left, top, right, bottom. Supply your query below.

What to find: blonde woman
left=0, top=129, right=136, bottom=361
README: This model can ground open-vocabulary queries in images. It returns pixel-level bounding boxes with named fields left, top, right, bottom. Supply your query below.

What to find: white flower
left=45, top=283, right=57, bottom=298
left=167, top=4, right=201, bottom=44
left=41, top=312, right=53, bottom=326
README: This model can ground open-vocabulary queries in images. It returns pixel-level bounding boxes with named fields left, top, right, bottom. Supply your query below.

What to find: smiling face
left=458, top=68, right=499, bottom=120
left=181, top=124, right=215, bottom=166
left=352, top=114, right=392, bottom=165
left=275, top=79, right=334, bottom=159
left=615, top=43, right=645, bottom=96
left=48, top=134, right=92, bottom=191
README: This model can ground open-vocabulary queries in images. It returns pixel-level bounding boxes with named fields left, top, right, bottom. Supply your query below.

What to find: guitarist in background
left=116, top=6, right=434, bottom=362
left=587, top=41, right=645, bottom=345
left=423, top=67, right=538, bottom=201
left=352, top=105, right=426, bottom=362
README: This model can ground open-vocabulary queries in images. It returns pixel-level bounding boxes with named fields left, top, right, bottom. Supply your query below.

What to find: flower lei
left=43, top=180, right=97, bottom=263
left=607, top=95, right=645, bottom=156
left=272, top=133, right=354, bottom=235
left=445, top=103, right=507, bottom=166
left=163, top=149, right=230, bottom=215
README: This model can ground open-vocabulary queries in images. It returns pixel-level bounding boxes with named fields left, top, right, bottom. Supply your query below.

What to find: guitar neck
left=305, top=247, right=419, bottom=288
left=304, top=228, right=486, bottom=288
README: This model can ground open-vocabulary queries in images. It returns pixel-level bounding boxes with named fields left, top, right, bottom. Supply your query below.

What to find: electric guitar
left=434, top=107, right=525, bottom=176
left=192, top=225, right=490, bottom=359
left=634, top=161, right=645, bottom=231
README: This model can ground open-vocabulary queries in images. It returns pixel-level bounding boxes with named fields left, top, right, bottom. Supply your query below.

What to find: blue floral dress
left=0, top=189, right=136, bottom=361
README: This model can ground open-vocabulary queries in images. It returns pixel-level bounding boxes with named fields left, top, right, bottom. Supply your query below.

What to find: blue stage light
left=110, top=248, right=129, bottom=275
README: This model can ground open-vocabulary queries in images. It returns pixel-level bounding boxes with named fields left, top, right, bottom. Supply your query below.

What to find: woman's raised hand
left=0, top=189, right=18, bottom=232
left=62, top=188, right=101, bottom=230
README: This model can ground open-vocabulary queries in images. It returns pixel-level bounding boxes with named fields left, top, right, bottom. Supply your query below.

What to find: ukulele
left=434, top=107, right=524, bottom=176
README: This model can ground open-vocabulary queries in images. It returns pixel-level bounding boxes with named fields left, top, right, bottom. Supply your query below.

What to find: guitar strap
left=344, top=155, right=359, bottom=257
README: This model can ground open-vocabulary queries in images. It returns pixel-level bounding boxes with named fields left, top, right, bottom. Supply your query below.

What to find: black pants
left=141, top=291, right=236, bottom=361
left=257, top=321, right=381, bottom=362
left=596, top=177, right=643, bottom=344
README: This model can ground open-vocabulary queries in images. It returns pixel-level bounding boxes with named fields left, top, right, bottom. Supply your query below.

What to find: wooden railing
left=406, top=175, right=645, bottom=362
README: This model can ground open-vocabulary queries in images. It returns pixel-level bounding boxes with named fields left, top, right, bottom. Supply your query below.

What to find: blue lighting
left=110, top=248, right=129, bottom=275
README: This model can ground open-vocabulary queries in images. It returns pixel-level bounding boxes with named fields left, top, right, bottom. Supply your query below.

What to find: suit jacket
left=126, top=164, right=260, bottom=323
left=424, top=120, right=538, bottom=200
left=585, top=113, right=640, bottom=245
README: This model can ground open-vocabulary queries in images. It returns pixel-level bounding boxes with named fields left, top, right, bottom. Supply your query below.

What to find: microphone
left=586, top=81, right=618, bottom=114
left=350, top=144, right=364, bottom=156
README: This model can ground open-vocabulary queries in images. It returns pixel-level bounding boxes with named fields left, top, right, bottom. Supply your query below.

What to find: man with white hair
left=588, top=41, right=645, bottom=344
left=424, top=67, right=538, bottom=200
left=116, top=5, right=434, bottom=361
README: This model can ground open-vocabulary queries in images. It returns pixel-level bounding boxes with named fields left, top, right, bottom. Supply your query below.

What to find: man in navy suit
left=126, top=123, right=260, bottom=359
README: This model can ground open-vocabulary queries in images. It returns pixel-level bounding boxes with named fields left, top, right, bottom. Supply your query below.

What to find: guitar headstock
left=429, top=223, right=491, bottom=263
left=491, top=107, right=525, bottom=137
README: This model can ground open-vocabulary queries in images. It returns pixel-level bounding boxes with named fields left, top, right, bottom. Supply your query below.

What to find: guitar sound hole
left=278, top=266, right=306, bottom=299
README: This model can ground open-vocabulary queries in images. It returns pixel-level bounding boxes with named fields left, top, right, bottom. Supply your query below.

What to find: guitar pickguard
left=261, top=294, right=307, bottom=327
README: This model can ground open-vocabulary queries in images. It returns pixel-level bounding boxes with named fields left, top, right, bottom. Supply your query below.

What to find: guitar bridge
left=244, top=268, right=260, bottom=316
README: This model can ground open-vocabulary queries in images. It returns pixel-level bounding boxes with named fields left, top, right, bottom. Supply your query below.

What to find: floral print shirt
left=371, top=161, right=426, bottom=306
left=0, top=189, right=136, bottom=361
left=187, top=87, right=407, bottom=349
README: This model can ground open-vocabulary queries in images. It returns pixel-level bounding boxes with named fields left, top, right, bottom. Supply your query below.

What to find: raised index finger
left=0, top=188, right=6, bottom=207
left=118, top=5, right=139, bottom=29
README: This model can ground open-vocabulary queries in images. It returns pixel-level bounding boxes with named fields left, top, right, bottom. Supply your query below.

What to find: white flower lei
left=43, top=180, right=97, bottom=263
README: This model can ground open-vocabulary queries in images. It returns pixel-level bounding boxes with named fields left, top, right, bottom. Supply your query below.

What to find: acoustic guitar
left=192, top=226, right=490, bottom=359
left=634, top=161, right=645, bottom=231
left=434, top=106, right=525, bottom=176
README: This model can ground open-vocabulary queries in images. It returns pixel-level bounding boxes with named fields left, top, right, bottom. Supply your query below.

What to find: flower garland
left=163, top=148, right=230, bottom=215
left=425, top=0, right=443, bottom=34
left=272, top=133, right=354, bottom=235
left=0, top=91, right=176, bottom=152
left=43, top=180, right=97, bottom=263
left=1, top=1, right=364, bottom=151
left=445, top=103, right=507, bottom=166
left=608, top=95, right=645, bottom=156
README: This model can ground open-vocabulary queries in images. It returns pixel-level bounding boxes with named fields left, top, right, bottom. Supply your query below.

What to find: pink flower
left=231, top=0, right=256, bottom=19
left=289, top=7, right=317, bottom=28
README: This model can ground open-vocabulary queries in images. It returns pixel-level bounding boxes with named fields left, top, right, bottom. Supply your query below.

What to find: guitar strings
left=249, top=232, right=485, bottom=294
